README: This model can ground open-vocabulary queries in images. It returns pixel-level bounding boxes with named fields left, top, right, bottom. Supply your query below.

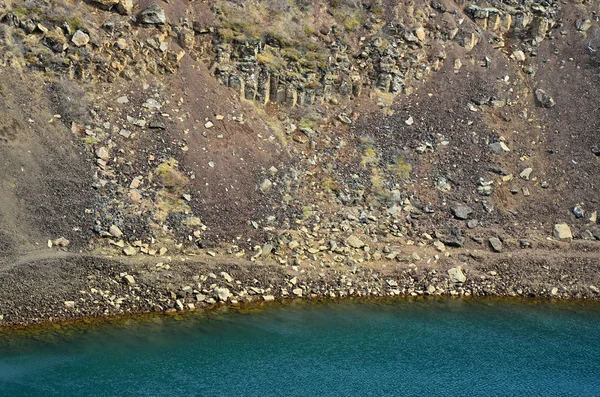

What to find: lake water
left=0, top=298, right=599, bottom=396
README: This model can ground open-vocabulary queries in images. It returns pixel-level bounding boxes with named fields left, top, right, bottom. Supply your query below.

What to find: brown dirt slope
left=0, top=69, right=96, bottom=257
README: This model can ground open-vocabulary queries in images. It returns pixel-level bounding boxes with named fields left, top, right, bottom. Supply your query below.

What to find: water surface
left=1, top=298, right=599, bottom=396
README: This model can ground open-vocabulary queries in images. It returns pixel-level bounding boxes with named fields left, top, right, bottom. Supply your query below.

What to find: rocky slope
left=1, top=0, right=600, bottom=326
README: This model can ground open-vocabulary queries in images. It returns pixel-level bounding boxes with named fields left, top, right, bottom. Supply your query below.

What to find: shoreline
left=2, top=294, right=600, bottom=337
left=1, top=245, right=600, bottom=330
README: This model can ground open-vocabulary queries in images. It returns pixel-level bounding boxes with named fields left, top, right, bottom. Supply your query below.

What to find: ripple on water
left=0, top=298, right=599, bottom=396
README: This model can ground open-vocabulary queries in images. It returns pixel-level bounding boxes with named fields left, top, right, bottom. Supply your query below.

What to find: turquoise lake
left=0, top=298, right=599, bottom=396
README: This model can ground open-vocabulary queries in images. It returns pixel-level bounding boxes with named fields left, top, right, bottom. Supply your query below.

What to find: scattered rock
left=447, top=267, right=466, bottom=285
left=64, top=301, right=75, bottom=309
left=437, top=222, right=465, bottom=247
left=292, top=288, right=303, bottom=297
left=553, top=224, right=573, bottom=242
left=143, top=98, right=161, bottom=109
left=489, top=237, right=503, bottom=252
left=346, top=235, right=365, bottom=249
left=415, top=27, right=426, bottom=41
left=149, top=121, right=166, bottom=129
left=139, top=4, right=166, bottom=25
left=196, top=294, right=206, bottom=302
left=96, top=147, right=110, bottom=160
left=221, top=272, right=233, bottom=283
left=71, top=30, right=90, bottom=47
left=433, top=241, right=446, bottom=252
left=520, top=168, right=533, bottom=180
left=116, top=0, right=134, bottom=15
left=260, top=179, right=272, bottom=193
left=513, top=50, right=526, bottom=62
left=535, top=89, right=555, bottom=108
left=123, top=246, right=137, bottom=256
left=52, top=237, right=70, bottom=247
left=581, top=230, right=595, bottom=240
left=123, top=275, right=135, bottom=285
left=478, top=186, right=492, bottom=196
left=489, top=142, right=510, bottom=154
left=573, top=206, right=584, bottom=219
left=215, top=287, right=231, bottom=302
left=263, top=295, right=275, bottom=302
left=109, top=225, right=123, bottom=238
left=451, top=204, right=473, bottom=220
left=92, top=0, right=119, bottom=10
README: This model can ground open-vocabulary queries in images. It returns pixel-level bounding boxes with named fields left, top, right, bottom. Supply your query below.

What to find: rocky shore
left=1, top=0, right=600, bottom=330
left=1, top=239, right=599, bottom=328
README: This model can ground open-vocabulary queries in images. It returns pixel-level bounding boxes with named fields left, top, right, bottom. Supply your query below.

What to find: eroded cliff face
left=0, top=0, right=599, bottom=265
left=1, top=0, right=600, bottom=325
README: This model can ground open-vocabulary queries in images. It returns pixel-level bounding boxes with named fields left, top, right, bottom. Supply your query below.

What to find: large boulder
left=139, top=4, right=166, bottom=25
